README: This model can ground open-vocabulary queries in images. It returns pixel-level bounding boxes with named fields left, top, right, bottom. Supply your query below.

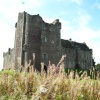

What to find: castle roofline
left=61, top=39, right=91, bottom=51
left=3, top=48, right=14, bottom=57
left=18, top=11, right=43, bottom=20
left=18, top=11, right=61, bottom=27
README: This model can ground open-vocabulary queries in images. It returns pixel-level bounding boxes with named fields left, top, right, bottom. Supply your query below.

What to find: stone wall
left=62, top=48, right=76, bottom=68
left=24, top=13, right=42, bottom=71
left=62, top=47, right=92, bottom=69
left=41, top=19, right=61, bottom=66
left=77, top=49, right=92, bottom=69
left=24, top=13, right=61, bottom=69
left=3, top=48, right=14, bottom=69
left=14, top=12, right=25, bottom=70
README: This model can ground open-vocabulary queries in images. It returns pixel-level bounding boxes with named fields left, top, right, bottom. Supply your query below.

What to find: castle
left=3, top=11, right=93, bottom=71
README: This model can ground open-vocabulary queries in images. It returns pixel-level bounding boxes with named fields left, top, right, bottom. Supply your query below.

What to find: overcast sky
left=0, top=0, right=100, bottom=70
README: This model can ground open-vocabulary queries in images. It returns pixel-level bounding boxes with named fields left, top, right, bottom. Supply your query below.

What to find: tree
left=92, top=58, right=95, bottom=67
left=95, top=63, right=100, bottom=70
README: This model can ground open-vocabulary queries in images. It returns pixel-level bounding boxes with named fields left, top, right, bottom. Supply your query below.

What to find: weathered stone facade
left=61, top=40, right=92, bottom=69
left=3, top=11, right=93, bottom=70
left=3, top=48, right=14, bottom=69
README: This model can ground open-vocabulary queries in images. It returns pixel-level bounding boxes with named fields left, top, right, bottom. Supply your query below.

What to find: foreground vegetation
left=0, top=55, right=100, bottom=100
left=0, top=65, right=100, bottom=100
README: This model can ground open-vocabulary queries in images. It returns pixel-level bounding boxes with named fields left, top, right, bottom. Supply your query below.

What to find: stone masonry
left=3, top=11, right=93, bottom=71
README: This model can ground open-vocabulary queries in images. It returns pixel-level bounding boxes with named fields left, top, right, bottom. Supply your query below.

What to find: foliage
left=95, top=63, right=100, bottom=70
left=0, top=63, right=100, bottom=100
left=65, top=68, right=99, bottom=79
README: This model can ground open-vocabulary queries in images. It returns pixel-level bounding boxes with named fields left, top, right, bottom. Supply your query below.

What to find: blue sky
left=0, top=0, right=100, bottom=70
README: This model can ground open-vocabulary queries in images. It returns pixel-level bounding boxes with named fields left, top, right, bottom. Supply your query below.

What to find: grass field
left=0, top=63, right=100, bottom=100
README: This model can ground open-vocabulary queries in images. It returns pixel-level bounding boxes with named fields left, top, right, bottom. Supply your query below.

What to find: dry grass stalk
left=57, top=54, right=66, bottom=67
left=0, top=54, right=100, bottom=100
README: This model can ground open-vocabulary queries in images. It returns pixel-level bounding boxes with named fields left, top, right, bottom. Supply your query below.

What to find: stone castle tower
left=3, top=11, right=93, bottom=70
left=3, top=11, right=61, bottom=71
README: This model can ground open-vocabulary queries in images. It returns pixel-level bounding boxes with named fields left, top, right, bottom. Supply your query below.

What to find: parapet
left=3, top=48, right=14, bottom=57
left=25, top=12, right=43, bottom=23
left=51, top=19, right=59, bottom=24
left=17, top=11, right=61, bottom=30
left=51, top=19, right=61, bottom=29
left=61, top=39, right=92, bottom=51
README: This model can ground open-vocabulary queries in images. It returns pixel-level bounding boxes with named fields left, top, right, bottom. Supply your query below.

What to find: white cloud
left=61, top=10, right=92, bottom=40
left=95, top=3, right=100, bottom=9
left=0, top=0, right=46, bottom=23
left=0, top=22, right=14, bottom=51
left=0, top=20, right=15, bottom=70
left=94, top=0, right=100, bottom=10
left=74, top=10, right=92, bottom=27
left=56, top=0, right=65, bottom=2
left=56, top=0, right=83, bottom=5
left=70, top=0, right=83, bottom=5
left=42, top=17, right=56, bottom=23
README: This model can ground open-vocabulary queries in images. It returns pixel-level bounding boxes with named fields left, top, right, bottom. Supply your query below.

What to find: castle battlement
left=3, top=48, right=14, bottom=57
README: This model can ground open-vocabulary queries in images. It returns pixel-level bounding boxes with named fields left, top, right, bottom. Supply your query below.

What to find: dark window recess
left=42, top=53, right=48, bottom=60
left=42, top=36, right=47, bottom=42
